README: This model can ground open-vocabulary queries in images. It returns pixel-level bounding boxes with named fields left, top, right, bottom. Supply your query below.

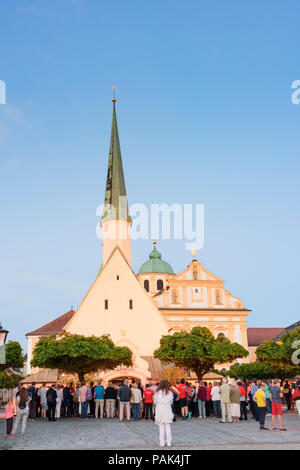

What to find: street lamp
left=0, top=323, right=9, bottom=365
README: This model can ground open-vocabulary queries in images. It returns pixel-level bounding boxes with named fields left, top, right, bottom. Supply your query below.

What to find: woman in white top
left=154, top=380, right=174, bottom=447
left=55, top=384, right=64, bottom=419
left=11, top=387, right=30, bottom=438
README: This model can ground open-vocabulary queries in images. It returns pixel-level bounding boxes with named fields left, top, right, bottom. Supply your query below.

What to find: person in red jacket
left=143, top=384, right=154, bottom=421
left=292, top=381, right=300, bottom=417
left=197, top=382, right=207, bottom=418
left=177, top=378, right=188, bottom=420
left=204, top=382, right=211, bottom=417
left=238, top=381, right=248, bottom=420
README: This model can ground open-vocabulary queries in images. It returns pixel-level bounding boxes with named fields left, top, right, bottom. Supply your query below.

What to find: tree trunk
left=77, top=371, right=85, bottom=383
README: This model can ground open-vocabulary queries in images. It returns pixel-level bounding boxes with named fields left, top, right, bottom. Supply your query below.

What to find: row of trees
left=224, top=327, right=300, bottom=380
left=30, top=327, right=249, bottom=382
left=4, top=325, right=300, bottom=386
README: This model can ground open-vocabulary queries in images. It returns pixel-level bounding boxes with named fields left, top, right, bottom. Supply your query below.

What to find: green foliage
left=154, top=327, right=248, bottom=381
left=256, top=327, right=300, bottom=377
left=221, top=361, right=298, bottom=380
left=0, top=341, right=24, bottom=371
left=31, top=333, right=133, bottom=382
left=0, top=371, right=21, bottom=389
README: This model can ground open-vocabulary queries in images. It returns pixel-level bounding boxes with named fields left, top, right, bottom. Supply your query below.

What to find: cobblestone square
left=1, top=413, right=300, bottom=450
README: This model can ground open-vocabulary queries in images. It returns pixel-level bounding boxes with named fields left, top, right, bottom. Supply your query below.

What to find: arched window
left=217, top=332, right=225, bottom=338
left=144, top=280, right=149, bottom=292
left=157, top=279, right=164, bottom=290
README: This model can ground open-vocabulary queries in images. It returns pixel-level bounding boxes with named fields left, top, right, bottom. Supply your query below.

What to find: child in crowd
left=254, top=383, right=268, bottom=430
left=0, top=398, right=16, bottom=437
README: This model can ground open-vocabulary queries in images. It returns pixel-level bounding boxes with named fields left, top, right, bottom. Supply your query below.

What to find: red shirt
left=239, top=386, right=247, bottom=396
left=177, top=384, right=187, bottom=399
left=143, top=388, right=154, bottom=403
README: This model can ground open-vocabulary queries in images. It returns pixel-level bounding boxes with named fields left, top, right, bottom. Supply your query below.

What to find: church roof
left=101, top=99, right=131, bottom=223
left=247, top=328, right=285, bottom=346
left=26, top=309, right=75, bottom=336
left=138, top=243, right=174, bottom=275
left=274, top=320, right=300, bottom=340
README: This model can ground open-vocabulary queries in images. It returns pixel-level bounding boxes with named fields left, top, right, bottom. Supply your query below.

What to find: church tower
left=101, top=94, right=132, bottom=266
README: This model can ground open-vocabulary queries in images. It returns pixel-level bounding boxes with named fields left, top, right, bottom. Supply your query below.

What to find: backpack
left=86, top=388, right=93, bottom=401
left=17, top=391, right=27, bottom=410
left=186, top=385, right=193, bottom=399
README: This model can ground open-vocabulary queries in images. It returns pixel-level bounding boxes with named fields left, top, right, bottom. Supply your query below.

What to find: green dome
left=138, top=244, right=174, bottom=274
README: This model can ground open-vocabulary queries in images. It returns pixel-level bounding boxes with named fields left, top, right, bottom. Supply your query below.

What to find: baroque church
left=26, top=97, right=251, bottom=384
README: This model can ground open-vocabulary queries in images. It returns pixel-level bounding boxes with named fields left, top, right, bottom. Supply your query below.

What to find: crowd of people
left=1, top=376, right=300, bottom=447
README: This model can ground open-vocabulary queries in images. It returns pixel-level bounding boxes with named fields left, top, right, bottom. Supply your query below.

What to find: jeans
left=47, top=400, right=56, bottom=421
left=212, top=400, right=222, bottom=418
left=81, top=401, right=88, bottom=419
left=6, top=417, right=13, bottom=435
left=266, top=398, right=272, bottom=414
left=240, top=401, right=248, bottom=420
left=145, top=403, right=153, bottom=420
left=62, top=398, right=71, bottom=417
left=133, top=403, right=140, bottom=420
left=29, top=400, right=37, bottom=420
left=259, top=406, right=266, bottom=427
left=12, top=408, right=29, bottom=435
left=198, top=400, right=206, bottom=417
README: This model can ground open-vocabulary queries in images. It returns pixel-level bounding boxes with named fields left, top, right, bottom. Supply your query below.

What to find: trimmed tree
left=0, top=341, right=24, bottom=371
left=222, top=361, right=298, bottom=381
left=31, top=333, right=133, bottom=382
left=0, top=340, right=25, bottom=388
left=154, top=327, right=248, bottom=382
left=256, top=327, right=300, bottom=377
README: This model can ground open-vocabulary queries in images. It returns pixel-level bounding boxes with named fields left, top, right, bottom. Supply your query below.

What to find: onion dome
left=138, top=241, right=174, bottom=274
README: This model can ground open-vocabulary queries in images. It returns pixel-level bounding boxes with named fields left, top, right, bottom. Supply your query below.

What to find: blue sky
left=0, top=0, right=299, bottom=350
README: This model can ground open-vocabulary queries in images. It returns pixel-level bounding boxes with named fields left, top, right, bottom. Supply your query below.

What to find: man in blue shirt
left=94, top=381, right=105, bottom=418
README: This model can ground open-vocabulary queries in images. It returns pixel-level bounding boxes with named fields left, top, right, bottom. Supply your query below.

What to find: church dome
left=138, top=243, right=174, bottom=274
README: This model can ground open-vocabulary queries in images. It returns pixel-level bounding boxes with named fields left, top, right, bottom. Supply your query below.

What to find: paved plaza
left=1, top=413, right=300, bottom=450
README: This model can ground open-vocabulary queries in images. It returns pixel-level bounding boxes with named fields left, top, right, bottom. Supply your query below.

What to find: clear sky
left=0, top=0, right=299, bottom=350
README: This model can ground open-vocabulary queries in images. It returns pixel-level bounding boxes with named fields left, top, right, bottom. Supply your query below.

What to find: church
left=26, top=97, right=251, bottom=384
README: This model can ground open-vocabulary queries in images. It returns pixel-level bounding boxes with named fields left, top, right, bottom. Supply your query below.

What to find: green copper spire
left=102, top=96, right=131, bottom=223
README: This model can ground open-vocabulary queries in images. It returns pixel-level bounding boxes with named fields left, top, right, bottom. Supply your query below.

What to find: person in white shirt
left=11, top=387, right=30, bottom=438
left=55, top=384, right=63, bottom=419
left=154, top=381, right=174, bottom=447
left=211, top=381, right=222, bottom=419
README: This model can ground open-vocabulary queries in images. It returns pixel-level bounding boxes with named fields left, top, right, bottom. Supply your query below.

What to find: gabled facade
left=26, top=97, right=253, bottom=383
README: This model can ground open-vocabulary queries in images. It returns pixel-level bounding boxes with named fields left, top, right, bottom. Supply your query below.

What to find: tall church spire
left=101, top=91, right=132, bottom=267
left=102, top=95, right=131, bottom=223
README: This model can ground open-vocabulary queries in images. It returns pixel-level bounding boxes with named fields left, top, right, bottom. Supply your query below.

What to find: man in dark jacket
left=118, top=380, right=131, bottom=421
left=28, top=382, right=38, bottom=421
left=62, top=384, right=71, bottom=417
left=46, top=385, right=57, bottom=422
